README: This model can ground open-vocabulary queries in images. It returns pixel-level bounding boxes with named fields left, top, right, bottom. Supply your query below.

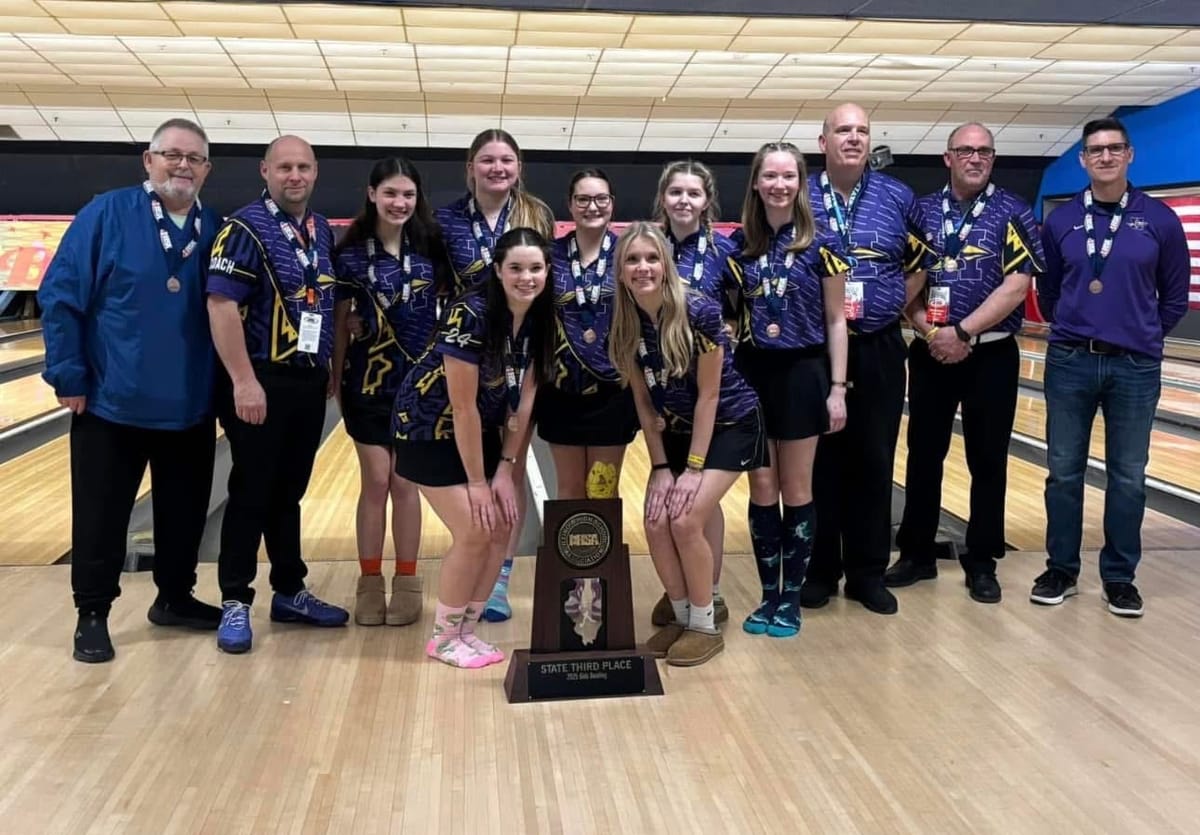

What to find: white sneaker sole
left=1102, top=593, right=1144, bottom=618
left=1029, top=586, right=1078, bottom=606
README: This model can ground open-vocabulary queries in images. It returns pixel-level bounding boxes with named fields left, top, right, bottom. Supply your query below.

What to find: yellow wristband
left=686, top=454, right=705, bottom=470
left=925, top=326, right=939, bottom=342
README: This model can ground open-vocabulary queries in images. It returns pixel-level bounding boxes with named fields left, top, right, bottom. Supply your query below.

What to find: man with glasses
left=39, top=118, right=224, bottom=662
left=1033, top=117, right=1189, bottom=617
left=206, top=135, right=350, bottom=654
left=804, top=102, right=934, bottom=615
left=888, top=122, right=1044, bottom=603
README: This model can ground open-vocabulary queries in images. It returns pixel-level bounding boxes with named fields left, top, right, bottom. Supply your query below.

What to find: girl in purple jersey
left=331, top=157, right=454, bottom=628
left=648, top=160, right=738, bottom=629
left=732, top=142, right=849, bottom=639
left=436, top=129, right=555, bottom=622
left=609, top=222, right=767, bottom=668
left=393, top=228, right=556, bottom=668
left=537, top=169, right=637, bottom=498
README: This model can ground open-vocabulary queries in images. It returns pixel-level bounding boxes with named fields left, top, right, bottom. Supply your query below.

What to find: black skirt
left=735, top=344, right=830, bottom=441
left=535, top=380, right=639, bottom=446
left=661, top=407, right=769, bottom=474
left=393, top=430, right=502, bottom=487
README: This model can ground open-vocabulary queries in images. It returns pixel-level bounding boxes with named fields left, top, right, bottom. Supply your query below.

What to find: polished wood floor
left=0, top=372, right=60, bottom=429
left=2, top=552, right=1199, bottom=834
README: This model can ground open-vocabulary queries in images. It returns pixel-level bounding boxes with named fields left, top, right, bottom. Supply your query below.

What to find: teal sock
left=483, top=558, right=514, bottom=622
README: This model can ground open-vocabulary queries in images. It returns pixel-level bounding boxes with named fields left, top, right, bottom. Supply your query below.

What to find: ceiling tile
left=740, top=18, right=856, bottom=37
left=291, top=25, right=406, bottom=42
left=354, top=129, right=427, bottom=146
left=960, top=24, right=1077, bottom=43
left=10, top=125, right=60, bottom=139
left=623, top=35, right=734, bottom=51
left=571, top=119, right=644, bottom=137
left=629, top=15, right=742, bottom=35
left=1061, top=26, right=1182, bottom=45
left=284, top=4, right=401, bottom=25
left=1035, top=43, right=1147, bottom=61
left=407, top=27, right=513, bottom=47
left=319, top=40, right=414, bottom=57
left=162, top=2, right=286, bottom=22
left=403, top=8, right=517, bottom=28
left=937, top=40, right=1046, bottom=59
left=185, top=22, right=296, bottom=39
left=0, top=16, right=65, bottom=34
left=204, top=127, right=280, bottom=144
left=516, top=31, right=625, bottom=48
left=1138, top=45, right=1200, bottom=60
left=836, top=38, right=946, bottom=55
left=731, top=36, right=840, bottom=53
left=41, top=1, right=167, bottom=19
left=869, top=124, right=931, bottom=141
left=851, top=21, right=968, bottom=39
left=518, top=12, right=630, bottom=34
left=994, top=124, right=1072, bottom=142
left=61, top=20, right=182, bottom=37
left=638, top=136, right=708, bottom=151
left=52, top=125, right=134, bottom=141
left=707, top=137, right=771, bottom=152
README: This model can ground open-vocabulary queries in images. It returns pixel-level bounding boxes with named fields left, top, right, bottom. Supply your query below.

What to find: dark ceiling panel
left=314, top=0, right=1200, bottom=25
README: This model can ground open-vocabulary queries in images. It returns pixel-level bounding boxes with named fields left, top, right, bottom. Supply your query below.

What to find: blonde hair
left=466, top=128, right=555, bottom=238
left=609, top=221, right=695, bottom=387
left=739, top=142, right=815, bottom=258
left=652, top=159, right=721, bottom=229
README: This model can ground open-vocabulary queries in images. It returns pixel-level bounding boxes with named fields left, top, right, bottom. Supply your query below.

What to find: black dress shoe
left=844, top=582, right=898, bottom=615
left=965, top=573, right=1002, bottom=604
left=799, top=580, right=836, bottom=609
left=73, top=612, right=115, bottom=663
left=884, top=559, right=938, bottom=588
left=148, top=595, right=222, bottom=630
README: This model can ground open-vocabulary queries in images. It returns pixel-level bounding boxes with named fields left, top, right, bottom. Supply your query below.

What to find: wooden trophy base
left=504, top=647, right=664, bottom=703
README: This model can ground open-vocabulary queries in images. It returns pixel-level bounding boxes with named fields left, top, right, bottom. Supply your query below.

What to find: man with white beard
left=40, top=118, right=225, bottom=663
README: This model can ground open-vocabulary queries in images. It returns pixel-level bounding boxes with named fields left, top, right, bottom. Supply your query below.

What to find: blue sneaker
left=217, top=601, right=252, bottom=654
left=270, top=589, right=349, bottom=627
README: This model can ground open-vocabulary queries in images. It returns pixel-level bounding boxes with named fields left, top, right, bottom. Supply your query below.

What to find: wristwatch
left=953, top=323, right=971, bottom=343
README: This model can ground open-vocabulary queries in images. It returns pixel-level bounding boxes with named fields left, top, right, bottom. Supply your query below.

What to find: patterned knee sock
left=426, top=601, right=489, bottom=669
left=746, top=502, right=783, bottom=625
left=484, top=558, right=514, bottom=622
left=772, top=503, right=815, bottom=635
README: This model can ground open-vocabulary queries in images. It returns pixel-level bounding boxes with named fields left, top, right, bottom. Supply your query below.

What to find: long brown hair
left=466, top=128, right=555, bottom=238
left=739, top=142, right=815, bottom=258
left=608, top=221, right=694, bottom=387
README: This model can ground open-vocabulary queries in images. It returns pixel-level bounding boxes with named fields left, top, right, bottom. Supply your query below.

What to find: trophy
left=503, top=462, right=664, bottom=702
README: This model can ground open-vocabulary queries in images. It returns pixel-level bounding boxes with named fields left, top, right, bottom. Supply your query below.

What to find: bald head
left=261, top=134, right=318, bottom=217
left=819, top=102, right=871, bottom=177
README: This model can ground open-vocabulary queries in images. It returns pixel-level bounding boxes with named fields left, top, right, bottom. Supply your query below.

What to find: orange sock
left=396, top=560, right=418, bottom=576
left=360, top=557, right=383, bottom=576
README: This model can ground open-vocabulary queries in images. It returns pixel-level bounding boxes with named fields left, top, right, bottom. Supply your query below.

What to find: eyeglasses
left=151, top=150, right=209, bottom=166
left=572, top=194, right=612, bottom=209
left=1082, top=142, right=1130, bottom=159
left=948, top=146, right=996, bottom=160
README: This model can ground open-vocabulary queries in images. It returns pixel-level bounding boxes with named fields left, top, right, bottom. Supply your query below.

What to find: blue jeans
left=1043, top=342, right=1161, bottom=582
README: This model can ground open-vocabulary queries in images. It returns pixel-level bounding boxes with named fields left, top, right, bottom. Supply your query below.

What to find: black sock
left=779, top=503, right=816, bottom=616
left=748, top=501, right=783, bottom=606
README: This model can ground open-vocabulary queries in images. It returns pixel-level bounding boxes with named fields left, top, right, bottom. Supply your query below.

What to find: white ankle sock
left=670, top=597, right=690, bottom=626
left=689, top=600, right=717, bottom=633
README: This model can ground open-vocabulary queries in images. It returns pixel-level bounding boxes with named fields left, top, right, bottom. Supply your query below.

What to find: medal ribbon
left=143, top=181, right=202, bottom=276
left=567, top=232, right=611, bottom=330
left=262, top=190, right=319, bottom=306
left=1083, top=188, right=1129, bottom=279
left=756, top=231, right=795, bottom=325
left=468, top=196, right=512, bottom=267
left=940, top=182, right=995, bottom=258
left=503, top=334, right=529, bottom=415
left=636, top=337, right=668, bottom=420
left=365, top=236, right=412, bottom=312
left=669, top=228, right=710, bottom=288
left=819, top=170, right=864, bottom=264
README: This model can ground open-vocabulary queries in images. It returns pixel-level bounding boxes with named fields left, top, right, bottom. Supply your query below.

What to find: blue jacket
left=39, top=185, right=222, bottom=429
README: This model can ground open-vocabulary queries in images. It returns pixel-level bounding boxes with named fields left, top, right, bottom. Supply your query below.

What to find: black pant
left=70, top=412, right=215, bottom=614
left=216, top=365, right=328, bottom=605
left=897, top=336, right=1019, bottom=570
left=810, top=323, right=906, bottom=588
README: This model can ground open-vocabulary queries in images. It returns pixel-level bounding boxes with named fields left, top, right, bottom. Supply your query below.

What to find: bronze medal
left=654, top=416, right=666, bottom=432
left=943, top=257, right=958, bottom=273
left=583, top=328, right=596, bottom=344
left=166, top=276, right=181, bottom=293
left=1088, top=279, right=1103, bottom=295
left=766, top=323, right=781, bottom=339
left=507, top=414, right=519, bottom=432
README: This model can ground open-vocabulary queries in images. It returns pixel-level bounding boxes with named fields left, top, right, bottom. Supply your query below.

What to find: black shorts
left=662, top=407, right=769, bottom=474
left=341, top=390, right=394, bottom=447
left=535, top=381, right=639, bottom=446
left=735, top=344, right=829, bottom=440
left=393, top=430, right=502, bottom=487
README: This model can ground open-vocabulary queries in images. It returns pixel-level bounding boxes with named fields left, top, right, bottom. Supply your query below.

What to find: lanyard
left=669, top=228, right=710, bottom=288
left=365, top=237, right=412, bottom=310
left=756, top=232, right=795, bottom=323
left=819, top=170, right=863, bottom=264
left=503, top=334, right=529, bottom=414
left=262, top=191, right=319, bottom=306
left=1083, top=188, right=1129, bottom=278
left=636, top=336, right=668, bottom=419
left=143, top=181, right=202, bottom=275
left=940, top=182, right=995, bottom=258
left=468, top=196, right=511, bottom=267
left=568, top=232, right=611, bottom=328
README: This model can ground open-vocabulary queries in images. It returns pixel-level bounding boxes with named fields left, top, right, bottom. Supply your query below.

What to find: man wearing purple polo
left=1033, top=117, right=1190, bottom=618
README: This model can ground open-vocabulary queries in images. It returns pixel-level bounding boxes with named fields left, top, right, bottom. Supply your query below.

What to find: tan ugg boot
left=666, top=629, right=724, bottom=667
left=650, top=593, right=673, bottom=626
left=387, top=574, right=423, bottom=626
left=644, top=623, right=685, bottom=658
left=355, top=575, right=386, bottom=626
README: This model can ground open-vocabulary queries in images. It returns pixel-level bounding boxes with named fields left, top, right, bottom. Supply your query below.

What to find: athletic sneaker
left=1029, top=569, right=1078, bottom=606
left=217, top=601, right=252, bottom=654
left=1102, top=582, right=1144, bottom=618
left=270, top=589, right=349, bottom=627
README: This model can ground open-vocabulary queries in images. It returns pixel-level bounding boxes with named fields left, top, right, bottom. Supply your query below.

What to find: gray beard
left=153, top=177, right=197, bottom=204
